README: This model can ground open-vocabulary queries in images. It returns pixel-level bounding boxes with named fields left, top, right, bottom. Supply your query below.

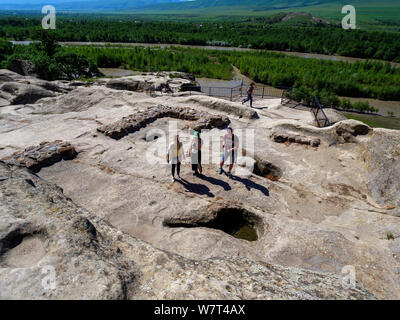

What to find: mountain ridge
left=0, top=0, right=188, bottom=11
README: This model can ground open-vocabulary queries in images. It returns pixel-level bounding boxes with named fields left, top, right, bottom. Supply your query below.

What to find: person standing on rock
left=167, top=134, right=185, bottom=183
left=242, top=82, right=255, bottom=107
left=218, top=127, right=238, bottom=178
left=189, top=131, right=203, bottom=177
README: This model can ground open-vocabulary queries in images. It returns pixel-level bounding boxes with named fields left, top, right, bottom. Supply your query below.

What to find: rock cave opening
left=163, top=207, right=263, bottom=242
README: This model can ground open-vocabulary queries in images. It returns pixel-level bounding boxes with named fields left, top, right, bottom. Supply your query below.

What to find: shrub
left=340, top=98, right=352, bottom=110
left=0, top=39, right=13, bottom=63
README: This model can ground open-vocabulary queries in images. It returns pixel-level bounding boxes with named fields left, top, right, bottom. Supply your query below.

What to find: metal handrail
left=174, top=83, right=331, bottom=128
left=313, top=96, right=331, bottom=127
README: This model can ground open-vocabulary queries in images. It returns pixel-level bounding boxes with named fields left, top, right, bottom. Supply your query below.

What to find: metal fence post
left=230, top=88, right=233, bottom=101
left=262, top=86, right=265, bottom=98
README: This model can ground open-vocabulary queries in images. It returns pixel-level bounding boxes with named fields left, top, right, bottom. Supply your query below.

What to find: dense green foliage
left=286, top=88, right=379, bottom=113
left=0, top=39, right=13, bottom=66
left=224, top=51, right=400, bottom=100
left=59, top=45, right=400, bottom=101
left=66, top=46, right=232, bottom=79
left=1, top=17, right=400, bottom=62
left=59, top=46, right=400, bottom=101
left=2, top=37, right=399, bottom=109
left=2, top=31, right=100, bottom=80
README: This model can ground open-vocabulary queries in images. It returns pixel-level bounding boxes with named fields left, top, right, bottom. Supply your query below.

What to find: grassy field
left=294, top=1, right=400, bottom=30
left=3, top=1, right=399, bottom=28
left=344, top=112, right=400, bottom=130
left=132, top=0, right=400, bottom=29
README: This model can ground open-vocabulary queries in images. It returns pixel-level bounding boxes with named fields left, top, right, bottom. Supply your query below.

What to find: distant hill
left=1, top=0, right=400, bottom=27
left=140, top=0, right=340, bottom=11
left=0, top=0, right=367, bottom=12
left=0, top=0, right=188, bottom=11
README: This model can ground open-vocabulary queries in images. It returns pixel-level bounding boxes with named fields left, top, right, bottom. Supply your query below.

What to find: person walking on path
left=242, top=82, right=255, bottom=107
left=167, top=134, right=185, bottom=183
left=218, top=127, right=238, bottom=178
left=188, top=131, right=203, bottom=177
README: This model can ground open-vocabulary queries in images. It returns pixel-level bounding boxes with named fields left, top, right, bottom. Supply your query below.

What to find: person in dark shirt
left=242, top=82, right=255, bottom=107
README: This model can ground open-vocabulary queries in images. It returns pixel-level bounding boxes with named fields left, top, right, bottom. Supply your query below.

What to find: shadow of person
left=230, top=175, right=270, bottom=196
left=198, top=175, right=232, bottom=191
left=178, top=178, right=215, bottom=198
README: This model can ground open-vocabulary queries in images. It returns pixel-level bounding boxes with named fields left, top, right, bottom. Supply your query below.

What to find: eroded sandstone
left=0, top=71, right=399, bottom=300
left=97, top=105, right=231, bottom=139
left=3, top=141, right=77, bottom=172
left=0, top=161, right=375, bottom=299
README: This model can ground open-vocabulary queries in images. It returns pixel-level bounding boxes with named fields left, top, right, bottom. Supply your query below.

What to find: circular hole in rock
left=142, top=131, right=163, bottom=142
left=0, top=232, right=46, bottom=268
left=163, top=207, right=263, bottom=242
left=253, top=158, right=283, bottom=181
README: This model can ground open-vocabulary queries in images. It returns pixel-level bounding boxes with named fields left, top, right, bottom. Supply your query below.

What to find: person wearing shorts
left=218, top=127, right=238, bottom=177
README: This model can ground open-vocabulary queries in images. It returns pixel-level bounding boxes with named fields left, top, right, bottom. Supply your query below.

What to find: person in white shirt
left=218, top=127, right=238, bottom=177
left=167, top=134, right=185, bottom=183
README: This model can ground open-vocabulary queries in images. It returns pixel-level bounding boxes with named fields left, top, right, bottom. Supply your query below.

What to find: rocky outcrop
left=0, top=70, right=75, bottom=107
left=0, top=69, right=25, bottom=82
left=0, top=161, right=375, bottom=299
left=3, top=141, right=77, bottom=172
left=269, top=119, right=372, bottom=146
left=182, top=95, right=259, bottom=119
left=0, top=161, right=136, bottom=299
left=97, top=105, right=230, bottom=139
left=335, top=120, right=372, bottom=143
left=271, top=131, right=321, bottom=147
left=105, top=72, right=199, bottom=93
left=9, top=59, right=36, bottom=77
left=362, top=129, right=400, bottom=209
left=0, top=82, right=58, bottom=105
left=0, top=70, right=399, bottom=300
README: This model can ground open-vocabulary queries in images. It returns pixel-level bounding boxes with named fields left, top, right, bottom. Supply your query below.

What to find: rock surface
left=0, top=69, right=74, bottom=106
left=270, top=131, right=321, bottom=147
left=0, top=161, right=374, bottom=299
left=0, top=70, right=399, bottom=299
left=103, top=72, right=200, bottom=94
left=97, top=105, right=230, bottom=139
left=9, top=59, right=36, bottom=77
left=3, top=141, right=77, bottom=172
left=0, top=82, right=58, bottom=105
